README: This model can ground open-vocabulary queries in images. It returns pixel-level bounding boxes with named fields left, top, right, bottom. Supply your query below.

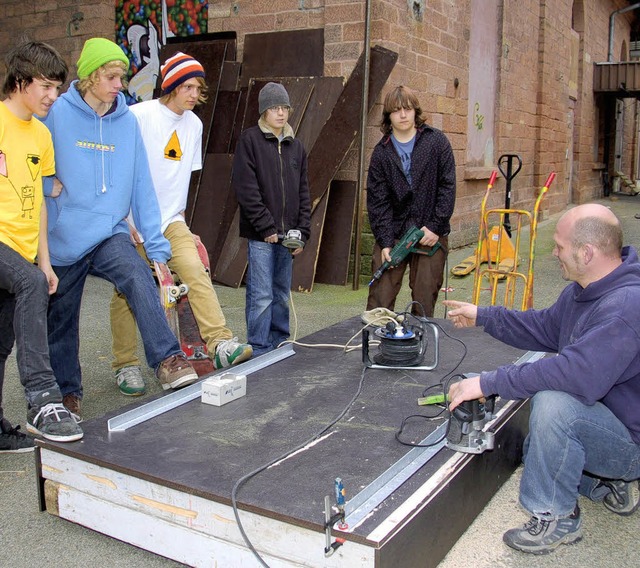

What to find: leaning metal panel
left=107, top=345, right=295, bottom=432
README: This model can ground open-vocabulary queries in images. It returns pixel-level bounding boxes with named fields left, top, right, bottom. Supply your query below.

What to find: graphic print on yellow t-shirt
left=27, top=153, right=41, bottom=180
left=164, top=130, right=183, bottom=161
left=1, top=152, right=40, bottom=220
left=0, top=101, right=54, bottom=262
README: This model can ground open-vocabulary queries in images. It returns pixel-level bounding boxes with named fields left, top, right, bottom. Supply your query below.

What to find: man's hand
left=264, top=233, right=278, bottom=244
left=443, top=300, right=478, bottom=327
left=291, top=247, right=304, bottom=256
left=381, top=246, right=392, bottom=263
left=448, top=375, right=483, bottom=411
left=419, top=226, right=439, bottom=247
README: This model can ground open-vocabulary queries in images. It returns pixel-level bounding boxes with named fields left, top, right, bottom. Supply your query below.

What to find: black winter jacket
left=366, top=124, right=456, bottom=249
left=232, top=120, right=311, bottom=242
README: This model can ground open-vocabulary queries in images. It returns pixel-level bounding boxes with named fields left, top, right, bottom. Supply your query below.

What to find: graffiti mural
left=115, top=0, right=208, bottom=103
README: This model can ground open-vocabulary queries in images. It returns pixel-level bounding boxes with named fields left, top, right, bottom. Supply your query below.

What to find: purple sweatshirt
left=478, top=246, right=640, bottom=444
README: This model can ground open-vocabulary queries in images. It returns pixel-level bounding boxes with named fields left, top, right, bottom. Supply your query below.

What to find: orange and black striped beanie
left=160, top=52, right=205, bottom=94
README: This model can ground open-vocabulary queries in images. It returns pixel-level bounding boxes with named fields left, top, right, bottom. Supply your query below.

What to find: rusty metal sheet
left=212, top=208, right=247, bottom=287
left=295, top=76, right=344, bottom=152
left=314, top=180, right=358, bottom=286
left=219, top=60, right=240, bottom=91
left=306, top=45, right=398, bottom=208
left=291, top=189, right=328, bottom=292
left=229, top=87, right=248, bottom=155
left=189, top=154, right=234, bottom=270
left=240, top=29, right=324, bottom=87
left=207, top=91, right=242, bottom=154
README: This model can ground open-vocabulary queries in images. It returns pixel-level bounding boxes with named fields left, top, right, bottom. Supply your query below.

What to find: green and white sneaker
left=503, top=505, right=582, bottom=554
left=214, top=337, right=253, bottom=369
left=116, top=365, right=146, bottom=396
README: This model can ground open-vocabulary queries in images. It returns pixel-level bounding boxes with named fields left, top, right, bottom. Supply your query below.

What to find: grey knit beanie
left=258, top=82, right=290, bottom=114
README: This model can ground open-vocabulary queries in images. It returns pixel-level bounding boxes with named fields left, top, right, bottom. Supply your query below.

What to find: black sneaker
left=503, top=505, right=582, bottom=554
left=0, top=418, right=35, bottom=453
left=603, top=479, right=640, bottom=516
left=27, top=403, right=84, bottom=443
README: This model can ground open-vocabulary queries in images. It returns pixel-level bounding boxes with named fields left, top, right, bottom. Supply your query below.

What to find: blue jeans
left=48, top=233, right=182, bottom=397
left=0, top=242, right=62, bottom=418
left=245, top=240, right=292, bottom=356
left=521, top=391, right=640, bottom=519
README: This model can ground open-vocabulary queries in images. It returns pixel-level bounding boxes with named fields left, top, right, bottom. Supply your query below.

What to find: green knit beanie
left=76, top=38, right=129, bottom=79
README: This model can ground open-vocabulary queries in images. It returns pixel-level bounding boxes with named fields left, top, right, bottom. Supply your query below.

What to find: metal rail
left=107, top=345, right=296, bottom=432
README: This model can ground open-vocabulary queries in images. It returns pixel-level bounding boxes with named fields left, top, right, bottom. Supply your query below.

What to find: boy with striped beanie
left=109, top=52, right=252, bottom=394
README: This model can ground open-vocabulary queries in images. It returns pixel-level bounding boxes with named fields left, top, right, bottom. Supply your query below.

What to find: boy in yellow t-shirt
left=0, top=42, right=83, bottom=449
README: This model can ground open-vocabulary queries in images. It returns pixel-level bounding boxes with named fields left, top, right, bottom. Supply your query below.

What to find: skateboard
left=153, top=239, right=215, bottom=377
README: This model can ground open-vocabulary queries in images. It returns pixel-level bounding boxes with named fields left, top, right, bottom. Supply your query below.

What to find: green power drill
left=368, top=226, right=441, bottom=286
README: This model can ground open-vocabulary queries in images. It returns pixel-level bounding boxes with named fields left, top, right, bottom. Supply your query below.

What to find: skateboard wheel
left=178, top=283, right=189, bottom=295
left=168, top=286, right=181, bottom=298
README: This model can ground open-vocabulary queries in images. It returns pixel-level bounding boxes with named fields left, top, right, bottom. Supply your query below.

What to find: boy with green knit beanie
left=41, top=38, right=198, bottom=420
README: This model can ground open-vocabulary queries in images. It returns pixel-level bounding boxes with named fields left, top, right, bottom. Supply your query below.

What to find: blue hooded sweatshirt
left=41, top=82, right=170, bottom=266
left=478, top=246, right=640, bottom=444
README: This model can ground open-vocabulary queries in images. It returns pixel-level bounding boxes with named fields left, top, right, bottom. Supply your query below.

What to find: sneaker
left=62, top=394, right=82, bottom=423
left=156, top=354, right=198, bottom=390
left=116, top=365, right=146, bottom=396
left=502, top=505, right=582, bottom=554
left=214, top=337, right=253, bottom=369
left=0, top=418, right=35, bottom=453
left=27, top=403, right=84, bottom=443
left=603, top=479, right=640, bottom=516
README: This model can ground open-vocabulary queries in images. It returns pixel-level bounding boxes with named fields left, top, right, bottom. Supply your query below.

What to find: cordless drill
left=368, top=226, right=441, bottom=286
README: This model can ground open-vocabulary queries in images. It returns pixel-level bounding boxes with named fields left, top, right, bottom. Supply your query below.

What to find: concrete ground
left=1, top=195, right=639, bottom=567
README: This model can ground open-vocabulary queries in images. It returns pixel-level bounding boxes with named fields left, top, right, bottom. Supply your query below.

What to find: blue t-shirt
left=391, top=134, right=416, bottom=185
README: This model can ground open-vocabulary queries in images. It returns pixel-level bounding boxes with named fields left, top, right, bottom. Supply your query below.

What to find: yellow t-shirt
left=0, top=101, right=55, bottom=262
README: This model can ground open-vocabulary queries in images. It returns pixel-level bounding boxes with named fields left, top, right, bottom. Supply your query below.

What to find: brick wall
left=2, top=0, right=637, bottom=255
left=0, top=1, right=115, bottom=88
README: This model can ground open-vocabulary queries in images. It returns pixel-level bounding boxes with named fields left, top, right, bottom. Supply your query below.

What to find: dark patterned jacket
left=366, top=124, right=456, bottom=249
left=233, top=120, right=311, bottom=242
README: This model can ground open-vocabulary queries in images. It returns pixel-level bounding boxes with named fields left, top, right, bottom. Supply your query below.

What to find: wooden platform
left=36, top=317, right=536, bottom=567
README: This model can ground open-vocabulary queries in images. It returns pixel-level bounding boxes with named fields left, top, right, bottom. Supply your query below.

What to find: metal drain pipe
left=608, top=2, right=640, bottom=61
left=353, top=0, right=372, bottom=290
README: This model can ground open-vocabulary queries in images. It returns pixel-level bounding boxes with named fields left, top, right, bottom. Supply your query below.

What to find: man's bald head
left=559, top=204, right=623, bottom=259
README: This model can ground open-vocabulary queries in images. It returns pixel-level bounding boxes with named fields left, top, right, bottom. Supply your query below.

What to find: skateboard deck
left=153, top=239, right=215, bottom=376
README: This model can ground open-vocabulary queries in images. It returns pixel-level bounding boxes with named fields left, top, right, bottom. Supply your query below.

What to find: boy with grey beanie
left=232, top=82, right=311, bottom=356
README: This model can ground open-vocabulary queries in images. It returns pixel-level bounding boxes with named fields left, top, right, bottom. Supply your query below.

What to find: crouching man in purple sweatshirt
left=444, top=203, right=640, bottom=555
